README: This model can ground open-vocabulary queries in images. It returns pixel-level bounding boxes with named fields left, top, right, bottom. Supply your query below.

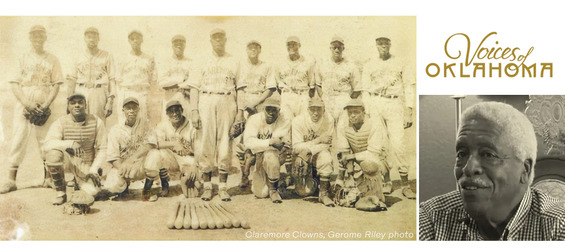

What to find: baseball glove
left=24, top=107, right=51, bottom=126
left=229, top=121, right=245, bottom=139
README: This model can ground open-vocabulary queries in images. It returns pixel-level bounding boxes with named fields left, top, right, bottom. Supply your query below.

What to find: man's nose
left=462, top=154, right=483, bottom=176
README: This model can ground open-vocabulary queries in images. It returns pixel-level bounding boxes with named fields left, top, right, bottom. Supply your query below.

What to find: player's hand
left=105, top=100, right=113, bottom=117
left=191, top=110, right=201, bottom=129
left=317, top=135, right=332, bottom=144
left=68, top=142, right=85, bottom=157
left=404, top=107, right=413, bottom=129
left=333, top=179, right=344, bottom=193
left=85, top=173, right=101, bottom=187
left=269, top=137, right=284, bottom=150
left=236, top=110, right=245, bottom=123
left=172, top=141, right=185, bottom=153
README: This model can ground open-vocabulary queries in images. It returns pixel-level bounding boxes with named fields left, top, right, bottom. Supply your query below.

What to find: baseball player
left=43, top=93, right=107, bottom=205
left=235, top=39, right=276, bottom=188
left=116, top=30, right=158, bottom=127
left=315, top=35, right=360, bottom=126
left=188, top=28, right=239, bottom=201
left=1, top=25, right=63, bottom=194
left=157, top=34, right=192, bottom=120
left=355, top=37, right=415, bottom=199
left=104, top=97, right=151, bottom=198
left=292, top=96, right=335, bottom=206
left=143, top=100, right=198, bottom=202
left=67, top=27, right=115, bottom=123
left=275, top=36, right=316, bottom=119
left=243, top=93, right=290, bottom=203
left=334, top=98, right=387, bottom=209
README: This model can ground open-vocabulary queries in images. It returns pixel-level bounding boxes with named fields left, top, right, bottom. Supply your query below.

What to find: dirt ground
left=0, top=86, right=417, bottom=241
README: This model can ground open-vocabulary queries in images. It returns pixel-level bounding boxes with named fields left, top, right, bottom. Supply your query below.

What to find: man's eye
left=481, top=151, right=498, bottom=160
left=456, top=151, right=467, bottom=159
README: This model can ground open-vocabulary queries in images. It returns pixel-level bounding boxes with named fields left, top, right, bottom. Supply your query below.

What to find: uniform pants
left=281, top=91, right=309, bottom=118
left=197, top=93, right=237, bottom=173
left=44, top=149, right=100, bottom=196
left=75, top=85, right=108, bottom=123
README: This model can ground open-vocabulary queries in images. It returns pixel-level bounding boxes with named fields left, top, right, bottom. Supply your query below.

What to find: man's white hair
left=459, top=101, right=537, bottom=184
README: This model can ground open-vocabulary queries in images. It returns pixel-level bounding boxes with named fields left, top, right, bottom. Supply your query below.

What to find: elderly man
left=2, top=25, right=63, bottom=194
left=143, top=100, right=198, bottom=202
left=419, top=102, right=565, bottom=241
left=292, top=96, right=335, bottom=206
left=188, top=28, right=239, bottom=201
left=275, top=36, right=316, bottom=119
left=315, top=35, right=360, bottom=126
left=356, top=37, right=415, bottom=199
left=335, top=99, right=387, bottom=210
left=104, top=97, right=151, bottom=198
left=243, top=93, right=290, bottom=203
left=68, top=27, right=115, bottom=123
left=43, top=93, right=107, bottom=205
left=235, top=39, right=276, bottom=188
left=158, top=34, right=192, bottom=120
left=116, top=30, right=158, bottom=127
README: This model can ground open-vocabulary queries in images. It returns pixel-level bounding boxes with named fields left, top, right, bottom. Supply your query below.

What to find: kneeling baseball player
left=243, top=93, right=290, bottom=203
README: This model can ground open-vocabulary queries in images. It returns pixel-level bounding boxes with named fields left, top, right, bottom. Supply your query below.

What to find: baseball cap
left=210, top=28, right=226, bottom=37
left=247, top=40, right=261, bottom=47
left=171, top=34, right=186, bottom=43
left=29, top=25, right=46, bottom=34
left=67, top=93, right=86, bottom=101
left=330, top=35, right=344, bottom=45
left=123, top=97, right=139, bottom=107
left=84, top=27, right=99, bottom=35
left=166, top=100, right=183, bottom=110
left=376, top=37, right=391, bottom=43
left=344, top=98, right=364, bottom=110
left=128, top=30, right=143, bottom=38
left=263, top=93, right=281, bottom=108
left=308, top=96, right=325, bottom=108
left=286, top=36, right=300, bottom=44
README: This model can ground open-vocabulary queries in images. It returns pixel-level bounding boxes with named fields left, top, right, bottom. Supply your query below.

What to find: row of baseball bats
left=167, top=199, right=250, bottom=230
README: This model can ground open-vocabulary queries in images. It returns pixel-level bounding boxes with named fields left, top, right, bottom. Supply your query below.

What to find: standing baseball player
left=158, top=34, right=192, bottom=120
left=67, top=27, right=115, bottom=123
left=355, top=37, right=415, bottom=199
left=1, top=25, right=63, bottom=194
left=188, top=28, right=239, bottom=201
left=143, top=100, right=198, bottom=202
left=315, top=35, right=360, bottom=126
left=275, top=36, right=316, bottom=119
left=235, top=39, right=276, bottom=188
left=104, top=97, right=151, bottom=198
left=43, top=93, right=107, bottom=205
left=116, top=30, right=158, bottom=127
left=334, top=99, right=387, bottom=209
left=291, top=96, right=335, bottom=206
left=243, top=93, right=290, bottom=203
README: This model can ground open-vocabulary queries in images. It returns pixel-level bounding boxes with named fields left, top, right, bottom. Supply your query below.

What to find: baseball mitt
left=24, top=107, right=51, bottom=126
left=229, top=121, right=245, bottom=139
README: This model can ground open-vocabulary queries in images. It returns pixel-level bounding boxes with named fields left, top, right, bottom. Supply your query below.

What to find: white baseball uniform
left=8, top=51, right=64, bottom=166
left=291, top=112, right=335, bottom=178
left=358, top=55, right=415, bottom=174
left=275, top=55, right=316, bottom=118
left=187, top=51, right=239, bottom=173
left=116, top=52, right=158, bottom=127
left=68, top=49, right=115, bottom=122
left=237, top=59, right=277, bottom=112
left=157, top=55, right=193, bottom=119
left=315, top=58, right=360, bottom=125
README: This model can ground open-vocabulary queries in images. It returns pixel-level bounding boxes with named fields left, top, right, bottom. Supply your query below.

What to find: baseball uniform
left=68, top=49, right=115, bottom=122
left=9, top=51, right=64, bottom=167
left=275, top=55, right=316, bottom=118
left=237, top=58, right=277, bottom=112
left=157, top=55, right=192, bottom=120
left=358, top=55, right=415, bottom=175
left=187, top=51, right=239, bottom=173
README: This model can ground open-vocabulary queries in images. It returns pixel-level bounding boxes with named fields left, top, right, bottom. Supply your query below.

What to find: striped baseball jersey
left=43, top=114, right=107, bottom=174
left=335, top=118, right=385, bottom=162
left=68, top=49, right=115, bottom=90
left=158, top=55, right=192, bottom=89
left=117, top=52, right=157, bottom=89
left=107, top=122, right=147, bottom=162
left=359, top=56, right=415, bottom=107
left=315, top=58, right=360, bottom=95
left=187, top=52, right=239, bottom=93
left=275, top=55, right=315, bottom=91
left=10, top=51, right=64, bottom=87
left=244, top=112, right=290, bottom=154
left=291, top=112, right=334, bottom=155
left=419, top=188, right=565, bottom=240
left=147, top=116, right=196, bottom=155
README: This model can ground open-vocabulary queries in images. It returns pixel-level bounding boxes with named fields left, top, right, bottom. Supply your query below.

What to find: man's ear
left=520, top=158, right=533, bottom=184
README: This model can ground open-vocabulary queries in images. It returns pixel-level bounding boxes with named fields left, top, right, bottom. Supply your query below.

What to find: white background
left=2, top=0, right=564, bottom=249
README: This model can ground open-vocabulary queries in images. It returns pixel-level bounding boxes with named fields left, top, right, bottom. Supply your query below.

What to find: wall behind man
left=419, top=95, right=539, bottom=203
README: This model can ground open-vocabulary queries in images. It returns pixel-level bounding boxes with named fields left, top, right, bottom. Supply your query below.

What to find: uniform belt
left=201, top=90, right=232, bottom=95
left=78, top=83, right=107, bottom=88
left=282, top=88, right=309, bottom=94
left=369, top=92, right=400, bottom=99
